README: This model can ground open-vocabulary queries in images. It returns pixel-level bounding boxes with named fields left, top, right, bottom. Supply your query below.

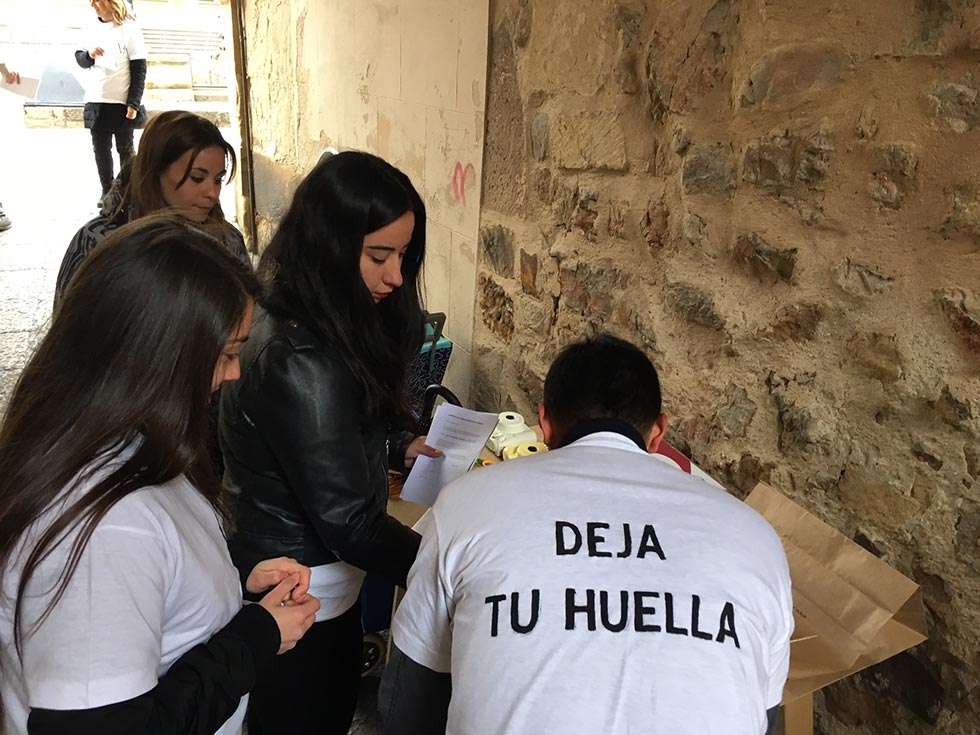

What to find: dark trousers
left=246, top=601, right=363, bottom=735
left=90, top=128, right=134, bottom=195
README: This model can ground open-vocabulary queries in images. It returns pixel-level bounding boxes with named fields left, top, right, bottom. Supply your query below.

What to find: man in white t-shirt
left=382, top=334, right=793, bottom=735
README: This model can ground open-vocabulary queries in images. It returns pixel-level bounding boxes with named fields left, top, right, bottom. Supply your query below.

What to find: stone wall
left=239, top=0, right=489, bottom=401
left=475, top=1, right=980, bottom=732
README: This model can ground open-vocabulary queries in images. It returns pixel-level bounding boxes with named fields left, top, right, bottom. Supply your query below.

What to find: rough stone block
left=764, top=303, right=824, bottom=342
left=911, top=439, right=944, bottom=471
left=479, top=224, right=515, bottom=279
left=478, top=274, right=514, bottom=343
left=839, top=465, right=921, bottom=530
left=936, top=287, right=980, bottom=354
left=552, top=110, right=627, bottom=171
left=559, top=261, right=630, bottom=317
left=513, top=292, right=552, bottom=340
left=772, top=389, right=840, bottom=459
left=520, top=249, right=538, bottom=296
left=935, top=384, right=975, bottom=432
left=955, top=501, right=980, bottom=572
left=965, top=444, right=979, bottom=480
left=612, top=3, right=643, bottom=95
left=665, top=282, right=725, bottom=330
left=483, top=23, right=526, bottom=215
left=742, top=128, right=834, bottom=192
left=869, top=142, right=919, bottom=209
left=733, top=232, right=797, bottom=283
left=640, top=198, right=668, bottom=247
left=671, top=125, right=691, bottom=155
left=847, top=332, right=905, bottom=383
left=942, top=185, right=980, bottom=241
left=644, top=46, right=668, bottom=124
left=722, top=453, right=775, bottom=498
left=742, top=132, right=796, bottom=188
left=554, top=185, right=600, bottom=239
left=713, top=385, right=757, bottom=438
left=737, top=42, right=847, bottom=109
left=928, top=82, right=979, bottom=133
left=681, top=211, right=707, bottom=247
left=529, top=112, right=549, bottom=161
left=869, top=174, right=903, bottom=210
left=682, top=142, right=735, bottom=195
left=856, top=104, right=879, bottom=140
left=834, top=258, right=895, bottom=298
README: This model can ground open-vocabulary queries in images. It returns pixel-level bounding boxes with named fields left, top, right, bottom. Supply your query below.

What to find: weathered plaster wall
left=241, top=0, right=489, bottom=400
left=475, top=1, right=980, bottom=732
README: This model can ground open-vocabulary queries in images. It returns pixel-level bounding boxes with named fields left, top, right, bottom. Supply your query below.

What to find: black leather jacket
left=219, top=308, right=420, bottom=589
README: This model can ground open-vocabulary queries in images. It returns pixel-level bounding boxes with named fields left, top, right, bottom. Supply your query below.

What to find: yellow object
left=501, top=442, right=548, bottom=460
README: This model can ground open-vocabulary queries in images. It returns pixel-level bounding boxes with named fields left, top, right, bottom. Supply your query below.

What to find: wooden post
left=228, top=0, right=259, bottom=254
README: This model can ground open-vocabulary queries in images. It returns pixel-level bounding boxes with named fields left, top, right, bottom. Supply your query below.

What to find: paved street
left=0, top=94, right=96, bottom=415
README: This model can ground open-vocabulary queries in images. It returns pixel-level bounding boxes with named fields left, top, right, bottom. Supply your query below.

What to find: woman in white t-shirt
left=0, top=214, right=320, bottom=735
left=74, top=0, right=147, bottom=196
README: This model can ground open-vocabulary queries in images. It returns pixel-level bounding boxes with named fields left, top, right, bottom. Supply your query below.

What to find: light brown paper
left=745, top=483, right=928, bottom=705
left=782, top=693, right=814, bottom=735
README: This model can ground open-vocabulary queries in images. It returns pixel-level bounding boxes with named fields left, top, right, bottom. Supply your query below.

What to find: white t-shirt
left=80, top=17, right=146, bottom=104
left=0, top=446, right=248, bottom=735
left=392, top=432, right=794, bottom=735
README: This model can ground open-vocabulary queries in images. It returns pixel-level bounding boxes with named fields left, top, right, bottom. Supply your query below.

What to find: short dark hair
left=543, top=333, right=662, bottom=442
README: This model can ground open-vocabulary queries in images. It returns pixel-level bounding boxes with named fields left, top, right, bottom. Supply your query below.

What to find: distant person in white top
left=74, top=0, right=147, bottom=197
left=0, top=63, right=20, bottom=231
left=0, top=214, right=320, bottom=735
left=383, top=333, right=794, bottom=735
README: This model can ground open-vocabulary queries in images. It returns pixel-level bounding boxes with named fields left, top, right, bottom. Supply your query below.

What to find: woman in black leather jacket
left=218, top=151, right=440, bottom=735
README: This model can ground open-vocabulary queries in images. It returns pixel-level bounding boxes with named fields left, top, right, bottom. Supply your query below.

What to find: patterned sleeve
left=224, top=227, right=253, bottom=269
left=54, top=218, right=116, bottom=309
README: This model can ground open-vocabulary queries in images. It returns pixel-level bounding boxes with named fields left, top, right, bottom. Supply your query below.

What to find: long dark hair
left=259, top=150, right=426, bottom=416
left=0, top=213, right=258, bottom=653
left=123, top=110, right=237, bottom=227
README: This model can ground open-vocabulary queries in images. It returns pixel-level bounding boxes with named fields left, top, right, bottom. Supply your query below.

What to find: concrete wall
left=240, top=0, right=489, bottom=402
left=476, top=1, right=980, bottom=732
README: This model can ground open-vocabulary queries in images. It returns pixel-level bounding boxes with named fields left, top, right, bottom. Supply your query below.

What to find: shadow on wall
left=250, top=150, right=306, bottom=249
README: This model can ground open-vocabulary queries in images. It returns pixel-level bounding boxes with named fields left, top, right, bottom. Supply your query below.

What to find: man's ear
left=538, top=404, right=555, bottom=447
left=645, top=414, right=668, bottom=453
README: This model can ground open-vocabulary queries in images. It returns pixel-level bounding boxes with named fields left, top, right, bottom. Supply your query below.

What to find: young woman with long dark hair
left=219, top=151, right=441, bottom=734
left=0, top=215, right=320, bottom=735
left=55, top=109, right=249, bottom=307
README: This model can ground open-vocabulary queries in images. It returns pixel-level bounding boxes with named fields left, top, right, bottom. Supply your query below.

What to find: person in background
left=0, top=214, right=320, bottom=735
left=74, top=0, right=146, bottom=198
left=0, top=64, right=21, bottom=232
left=382, top=333, right=793, bottom=735
left=55, top=109, right=249, bottom=307
left=219, top=151, right=441, bottom=734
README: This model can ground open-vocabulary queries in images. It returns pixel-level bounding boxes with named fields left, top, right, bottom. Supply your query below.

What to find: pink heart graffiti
left=451, top=161, right=476, bottom=206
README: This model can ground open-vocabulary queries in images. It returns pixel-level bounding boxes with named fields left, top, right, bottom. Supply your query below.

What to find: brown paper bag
left=745, top=483, right=928, bottom=704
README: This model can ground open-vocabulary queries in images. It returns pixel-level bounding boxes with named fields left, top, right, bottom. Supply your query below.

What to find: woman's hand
left=404, top=435, right=443, bottom=468
left=2, top=69, right=20, bottom=85
left=89, top=47, right=104, bottom=59
left=125, top=105, right=137, bottom=120
left=258, top=575, right=320, bottom=654
left=247, top=557, right=312, bottom=603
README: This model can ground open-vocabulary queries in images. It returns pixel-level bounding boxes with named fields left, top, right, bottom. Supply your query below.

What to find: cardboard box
left=746, top=484, right=929, bottom=735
